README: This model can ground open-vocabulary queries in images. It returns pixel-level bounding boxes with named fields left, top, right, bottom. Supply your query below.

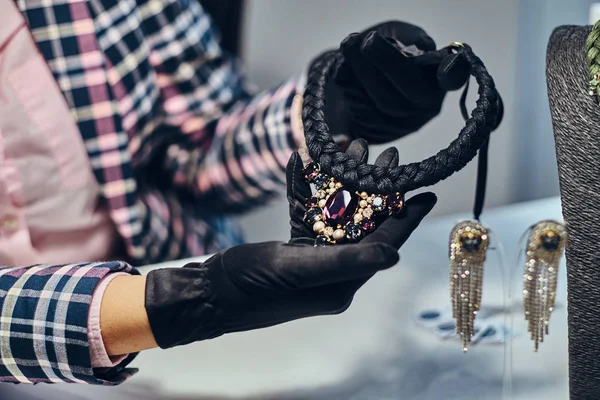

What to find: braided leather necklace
left=299, top=42, right=503, bottom=245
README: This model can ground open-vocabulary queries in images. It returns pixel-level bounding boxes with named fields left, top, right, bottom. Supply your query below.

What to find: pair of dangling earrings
left=446, top=129, right=565, bottom=352
left=449, top=218, right=566, bottom=353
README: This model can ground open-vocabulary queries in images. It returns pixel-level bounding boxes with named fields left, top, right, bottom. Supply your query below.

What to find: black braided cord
left=302, top=44, right=502, bottom=195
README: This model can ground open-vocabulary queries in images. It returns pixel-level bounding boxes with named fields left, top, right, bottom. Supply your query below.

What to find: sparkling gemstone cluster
left=302, top=162, right=405, bottom=246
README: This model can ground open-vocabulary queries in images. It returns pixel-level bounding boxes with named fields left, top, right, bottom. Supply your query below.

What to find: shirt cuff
left=88, top=272, right=130, bottom=368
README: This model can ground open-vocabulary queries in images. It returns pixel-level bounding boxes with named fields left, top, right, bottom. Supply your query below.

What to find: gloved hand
left=316, top=20, right=469, bottom=144
left=144, top=140, right=437, bottom=349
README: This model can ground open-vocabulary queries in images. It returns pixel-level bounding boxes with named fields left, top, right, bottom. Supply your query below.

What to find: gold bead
left=318, top=199, right=327, bottom=208
left=359, top=200, right=368, bottom=208
left=333, top=229, right=345, bottom=240
left=360, top=192, right=368, bottom=199
left=313, top=221, right=325, bottom=233
left=317, top=190, right=326, bottom=198
left=329, top=182, right=336, bottom=189
left=354, top=213, right=363, bottom=223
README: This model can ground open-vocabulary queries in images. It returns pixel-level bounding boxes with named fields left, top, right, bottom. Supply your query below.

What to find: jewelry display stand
left=547, top=25, right=600, bottom=399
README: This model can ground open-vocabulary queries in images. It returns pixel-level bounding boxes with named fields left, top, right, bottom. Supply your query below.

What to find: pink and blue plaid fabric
left=0, top=0, right=300, bottom=385
left=16, top=0, right=299, bottom=265
left=0, top=261, right=139, bottom=385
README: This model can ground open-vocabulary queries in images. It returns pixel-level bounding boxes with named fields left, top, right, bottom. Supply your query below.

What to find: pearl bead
left=354, top=213, right=363, bottom=223
left=335, top=182, right=343, bottom=188
left=333, top=229, right=345, bottom=240
left=313, top=221, right=325, bottom=233
left=360, top=192, right=368, bottom=199
left=359, top=200, right=368, bottom=208
left=324, top=227, right=334, bottom=237
left=318, top=199, right=327, bottom=208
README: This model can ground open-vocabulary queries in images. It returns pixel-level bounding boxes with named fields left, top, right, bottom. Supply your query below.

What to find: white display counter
left=2, top=197, right=568, bottom=400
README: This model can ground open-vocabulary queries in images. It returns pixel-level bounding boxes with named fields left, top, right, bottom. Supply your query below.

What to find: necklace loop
left=301, top=43, right=503, bottom=195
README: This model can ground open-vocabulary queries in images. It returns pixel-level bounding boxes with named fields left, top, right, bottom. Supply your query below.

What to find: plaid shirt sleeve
left=142, top=0, right=305, bottom=212
left=0, top=262, right=139, bottom=385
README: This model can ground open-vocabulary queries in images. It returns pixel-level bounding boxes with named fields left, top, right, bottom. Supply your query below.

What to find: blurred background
left=223, top=0, right=595, bottom=243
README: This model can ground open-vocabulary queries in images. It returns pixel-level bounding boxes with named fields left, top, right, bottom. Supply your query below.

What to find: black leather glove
left=145, top=140, right=437, bottom=349
left=318, top=20, right=469, bottom=144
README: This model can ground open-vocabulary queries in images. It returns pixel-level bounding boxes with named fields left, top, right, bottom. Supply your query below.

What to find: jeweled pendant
left=300, top=160, right=404, bottom=245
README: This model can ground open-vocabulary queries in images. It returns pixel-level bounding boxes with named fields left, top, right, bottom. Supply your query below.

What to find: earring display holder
left=547, top=25, right=600, bottom=399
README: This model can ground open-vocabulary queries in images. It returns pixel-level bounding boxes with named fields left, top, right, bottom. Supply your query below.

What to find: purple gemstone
left=323, top=190, right=359, bottom=225
left=303, top=162, right=320, bottom=181
left=388, top=192, right=405, bottom=214
left=361, top=220, right=375, bottom=232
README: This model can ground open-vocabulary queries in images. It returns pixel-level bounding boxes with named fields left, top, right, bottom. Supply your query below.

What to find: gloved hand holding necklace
left=144, top=140, right=437, bottom=349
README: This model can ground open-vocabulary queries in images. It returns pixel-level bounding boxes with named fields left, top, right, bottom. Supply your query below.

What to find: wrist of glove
left=310, top=20, right=470, bottom=144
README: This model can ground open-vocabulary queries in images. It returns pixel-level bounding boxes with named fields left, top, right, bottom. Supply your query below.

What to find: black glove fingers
left=286, top=152, right=314, bottom=238
left=346, top=108, right=425, bottom=144
left=287, top=152, right=313, bottom=204
left=361, top=31, right=445, bottom=110
left=340, top=37, right=418, bottom=118
left=361, top=192, right=437, bottom=248
left=344, top=138, right=369, bottom=163
left=373, top=147, right=399, bottom=168
left=349, top=21, right=436, bottom=52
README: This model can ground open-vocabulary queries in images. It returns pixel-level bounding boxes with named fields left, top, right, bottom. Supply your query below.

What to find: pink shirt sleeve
left=88, top=272, right=130, bottom=368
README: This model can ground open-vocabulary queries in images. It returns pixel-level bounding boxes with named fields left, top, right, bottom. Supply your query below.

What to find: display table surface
left=2, top=197, right=568, bottom=400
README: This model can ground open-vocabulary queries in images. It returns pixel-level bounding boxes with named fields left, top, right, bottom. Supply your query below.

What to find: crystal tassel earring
left=449, top=79, right=503, bottom=352
left=522, top=220, right=566, bottom=352
left=450, top=220, right=490, bottom=352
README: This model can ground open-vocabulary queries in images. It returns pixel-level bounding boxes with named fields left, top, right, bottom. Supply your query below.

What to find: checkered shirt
left=0, top=262, right=139, bottom=385
left=0, top=0, right=301, bottom=386
left=16, top=0, right=300, bottom=265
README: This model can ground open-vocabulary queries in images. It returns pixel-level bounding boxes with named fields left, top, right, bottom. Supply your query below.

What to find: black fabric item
left=145, top=140, right=437, bottom=350
left=145, top=240, right=399, bottom=348
left=316, top=21, right=470, bottom=144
